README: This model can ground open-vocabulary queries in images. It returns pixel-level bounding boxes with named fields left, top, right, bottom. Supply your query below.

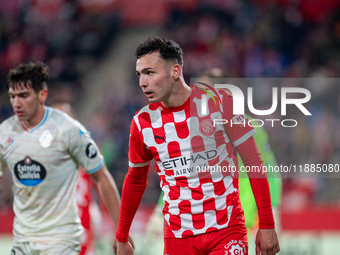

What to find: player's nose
left=139, top=75, right=148, bottom=88
left=11, top=96, right=21, bottom=108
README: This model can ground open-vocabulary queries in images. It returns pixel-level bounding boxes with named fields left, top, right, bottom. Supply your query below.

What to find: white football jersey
left=0, top=107, right=104, bottom=248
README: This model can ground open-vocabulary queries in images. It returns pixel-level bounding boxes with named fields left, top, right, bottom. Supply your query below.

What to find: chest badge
left=39, top=130, right=53, bottom=148
left=199, top=119, right=216, bottom=136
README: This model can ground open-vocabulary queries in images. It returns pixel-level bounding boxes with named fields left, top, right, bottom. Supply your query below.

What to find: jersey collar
left=159, top=92, right=191, bottom=113
left=20, top=107, right=50, bottom=133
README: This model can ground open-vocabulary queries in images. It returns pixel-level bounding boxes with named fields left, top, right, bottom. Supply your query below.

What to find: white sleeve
left=63, top=120, right=104, bottom=174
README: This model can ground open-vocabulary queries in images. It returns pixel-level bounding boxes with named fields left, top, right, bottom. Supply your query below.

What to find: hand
left=113, top=236, right=134, bottom=255
left=255, top=228, right=280, bottom=255
left=116, top=240, right=134, bottom=255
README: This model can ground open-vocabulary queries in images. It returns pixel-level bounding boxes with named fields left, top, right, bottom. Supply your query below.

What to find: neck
left=161, top=78, right=191, bottom=108
left=22, top=106, right=46, bottom=130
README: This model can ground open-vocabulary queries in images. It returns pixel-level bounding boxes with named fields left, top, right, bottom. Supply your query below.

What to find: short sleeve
left=63, top=121, right=104, bottom=174
left=128, top=118, right=153, bottom=168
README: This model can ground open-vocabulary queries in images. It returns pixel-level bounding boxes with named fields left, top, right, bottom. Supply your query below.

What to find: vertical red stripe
left=167, top=141, right=181, bottom=159
left=191, top=135, right=206, bottom=153
left=192, top=213, right=205, bottom=230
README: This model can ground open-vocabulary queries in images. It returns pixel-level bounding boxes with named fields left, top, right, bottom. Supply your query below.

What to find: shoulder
left=191, top=83, right=232, bottom=100
left=215, top=87, right=232, bottom=100
left=0, top=116, right=17, bottom=148
left=132, top=103, right=160, bottom=126
left=133, top=103, right=160, bottom=116
left=130, top=103, right=161, bottom=133
left=47, top=107, right=86, bottom=135
left=0, top=115, right=17, bottom=133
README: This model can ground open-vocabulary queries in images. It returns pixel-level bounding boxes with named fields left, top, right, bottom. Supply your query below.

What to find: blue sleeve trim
left=87, top=160, right=105, bottom=174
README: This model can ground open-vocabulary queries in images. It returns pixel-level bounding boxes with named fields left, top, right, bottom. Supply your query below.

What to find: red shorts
left=163, top=224, right=248, bottom=255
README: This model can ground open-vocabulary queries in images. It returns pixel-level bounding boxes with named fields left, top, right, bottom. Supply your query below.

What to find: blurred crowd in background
left=1, top=0, right=340, bottom=212
left=0, top=0, right=121, bottom=118
left=0, top=0, right=122, bottom=207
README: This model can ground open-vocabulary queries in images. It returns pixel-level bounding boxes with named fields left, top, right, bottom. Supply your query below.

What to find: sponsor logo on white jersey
left=14, top=156, right=47, bottom=186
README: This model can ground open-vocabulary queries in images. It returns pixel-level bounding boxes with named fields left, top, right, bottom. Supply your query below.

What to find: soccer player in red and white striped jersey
left=116, top=37, right=280, bottom=255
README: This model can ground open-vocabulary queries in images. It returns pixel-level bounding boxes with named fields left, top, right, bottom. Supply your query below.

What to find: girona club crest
left=225, top=240, right=246, bottom=255
left=199, top=119, right=216, bottom=136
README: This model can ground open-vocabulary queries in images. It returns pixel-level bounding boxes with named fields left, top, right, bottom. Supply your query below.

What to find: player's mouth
left=16, top=111, right=24, bottom=117
left=144, top=91, right=154, bottom=98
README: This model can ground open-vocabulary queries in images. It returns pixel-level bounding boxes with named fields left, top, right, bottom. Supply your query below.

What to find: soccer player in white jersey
left=116, top=37, right=280, bottom=255
left=0, top=62, right=122, bottom=254
left=51, top=101, right=102, bottom=255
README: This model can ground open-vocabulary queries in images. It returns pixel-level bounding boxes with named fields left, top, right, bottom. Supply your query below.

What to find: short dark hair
left=136, top=37, right=183, bottom=66
left=7, top=61, right=49, bottom=93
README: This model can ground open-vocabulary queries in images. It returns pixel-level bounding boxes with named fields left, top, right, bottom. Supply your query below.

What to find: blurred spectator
left=0, top=0, right=121, bottom=121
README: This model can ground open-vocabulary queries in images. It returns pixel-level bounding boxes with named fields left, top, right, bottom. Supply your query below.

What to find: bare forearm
left=92, top=166, right=121, bottom=230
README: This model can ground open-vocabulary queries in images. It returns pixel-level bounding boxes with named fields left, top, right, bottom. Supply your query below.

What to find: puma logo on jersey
left=154, top=134, right=166, bottom=143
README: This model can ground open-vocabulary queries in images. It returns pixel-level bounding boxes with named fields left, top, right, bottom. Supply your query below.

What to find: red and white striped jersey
left=129, top=84, right=256, bottom=238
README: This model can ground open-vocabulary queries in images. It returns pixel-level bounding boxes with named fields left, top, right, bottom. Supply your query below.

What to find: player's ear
left=172, top=64, right=182, bottom=81
left=38, top=89, right=48, bottom=104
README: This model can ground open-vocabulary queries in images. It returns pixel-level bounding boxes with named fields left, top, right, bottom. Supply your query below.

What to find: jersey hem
left=128, top=160, right=152, bottom=167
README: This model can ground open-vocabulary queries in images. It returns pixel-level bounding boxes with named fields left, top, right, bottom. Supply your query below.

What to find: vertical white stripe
left=173, top=110, right=186, bottom=123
